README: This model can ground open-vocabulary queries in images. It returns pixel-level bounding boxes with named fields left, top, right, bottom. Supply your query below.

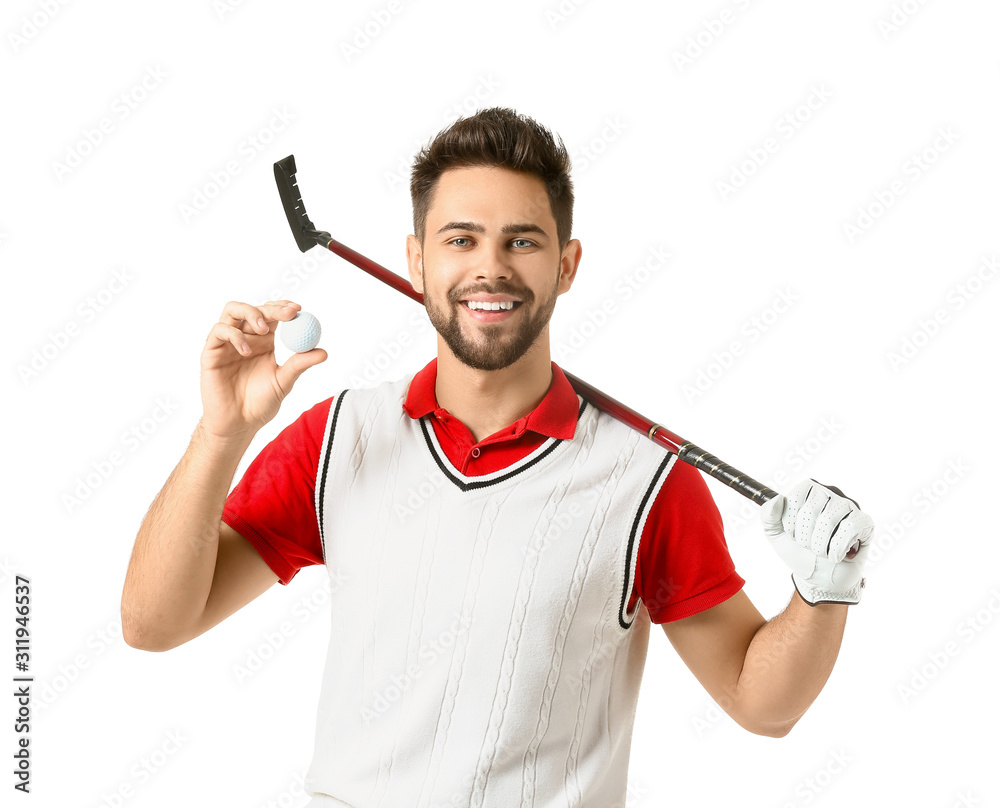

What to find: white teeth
left=465, top=300, right=515, bottom=311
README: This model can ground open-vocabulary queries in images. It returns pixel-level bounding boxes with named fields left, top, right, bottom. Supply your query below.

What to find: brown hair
left=410, top=107, right=574, bottom=248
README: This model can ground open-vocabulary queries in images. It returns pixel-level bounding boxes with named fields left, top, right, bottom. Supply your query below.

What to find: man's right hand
left=122, top=299, right=317, bottom=651
left=200, top=300, right=328, bottom=441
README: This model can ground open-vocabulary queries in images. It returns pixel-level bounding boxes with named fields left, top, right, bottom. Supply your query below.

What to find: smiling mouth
left=463, top=300, right=520, bottom=311
left=460, top=299, right=523, bottom=321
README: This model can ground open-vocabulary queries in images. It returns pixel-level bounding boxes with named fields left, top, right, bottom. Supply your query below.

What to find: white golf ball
left=280, top=311, right=322, bottom=353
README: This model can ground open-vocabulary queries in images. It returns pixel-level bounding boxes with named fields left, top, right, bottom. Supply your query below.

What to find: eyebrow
left=435, top=221, right=550, bottom=239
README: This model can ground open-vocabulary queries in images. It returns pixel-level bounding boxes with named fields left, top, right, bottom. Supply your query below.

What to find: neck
left=434, top=339, right=553, bottom=443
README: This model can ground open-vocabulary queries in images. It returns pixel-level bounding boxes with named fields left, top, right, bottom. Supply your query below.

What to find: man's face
left=406, top=165, right=580, bottom=372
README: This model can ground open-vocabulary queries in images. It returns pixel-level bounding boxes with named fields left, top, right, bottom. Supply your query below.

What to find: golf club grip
left=676, top=443, right=777, bottom=505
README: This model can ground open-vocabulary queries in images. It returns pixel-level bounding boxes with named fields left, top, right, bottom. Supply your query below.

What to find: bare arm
left=663, top=480, right=872, bottom=735
left=662, top=590, right=848, bottom=737
left=121, top=425, right=278, bottom=650
left=121, top=299, right=326, bottom=651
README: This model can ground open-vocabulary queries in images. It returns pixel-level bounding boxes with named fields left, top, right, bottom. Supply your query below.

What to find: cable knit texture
left=304, top=377, right=678, bottom=808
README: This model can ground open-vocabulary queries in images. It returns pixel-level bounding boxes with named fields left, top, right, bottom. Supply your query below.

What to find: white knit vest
left=304, top=376, right=678, bottom=808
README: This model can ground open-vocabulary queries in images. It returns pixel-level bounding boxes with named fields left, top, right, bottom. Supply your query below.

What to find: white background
left=3, top=1, right=998, bottom=806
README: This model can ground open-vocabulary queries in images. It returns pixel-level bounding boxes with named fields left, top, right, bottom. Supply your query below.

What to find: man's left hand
left=761, top=480, right=875, bottom=606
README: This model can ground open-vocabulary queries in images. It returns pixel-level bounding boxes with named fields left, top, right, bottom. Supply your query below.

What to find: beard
left=423, top=267, right=561, bottom=372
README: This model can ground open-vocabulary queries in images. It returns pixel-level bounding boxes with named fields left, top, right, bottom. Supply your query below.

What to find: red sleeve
left=221, top=397, right=333, bottom=585
left=630, top=458, right=745, bottom=623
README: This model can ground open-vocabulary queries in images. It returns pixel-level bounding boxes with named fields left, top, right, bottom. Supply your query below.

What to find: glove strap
left=792, top=574, right=866, bottom=606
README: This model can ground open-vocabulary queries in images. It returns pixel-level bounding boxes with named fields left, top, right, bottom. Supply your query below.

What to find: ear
left=405, top=234, right=424, bottom=294
left=557, top=239, right=583, bottom=295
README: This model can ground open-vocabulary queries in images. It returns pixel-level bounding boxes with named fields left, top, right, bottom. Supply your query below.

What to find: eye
left=449, top=237, right=473, bottom=248
left=511, top=238, right=535, bottom=249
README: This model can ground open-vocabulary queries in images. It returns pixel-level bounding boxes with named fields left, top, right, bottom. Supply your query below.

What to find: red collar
left=402, top=358, right=579, bottom=441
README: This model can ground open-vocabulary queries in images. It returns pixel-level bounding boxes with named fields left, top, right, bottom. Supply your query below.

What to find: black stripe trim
left=419, top=399, right=588, bottom=493
left=316, top=391, right=347, bottom=559
left=619, top=452, right=674, bottom=630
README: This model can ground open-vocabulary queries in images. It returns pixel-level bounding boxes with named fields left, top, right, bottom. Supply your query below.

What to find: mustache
left=448, top=282, right=534, bottom=304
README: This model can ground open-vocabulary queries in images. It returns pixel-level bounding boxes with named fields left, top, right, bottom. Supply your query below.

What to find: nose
left=472, top=241, right=510, bottom=282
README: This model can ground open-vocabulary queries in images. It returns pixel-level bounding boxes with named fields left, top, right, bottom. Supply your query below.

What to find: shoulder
left=584, top=404, right=721, bottom=504
left=312, top=373, right=418, bottom=444
left=332, top=373, right=415, bottom=415
left=587, top=403, right=676, bottom=474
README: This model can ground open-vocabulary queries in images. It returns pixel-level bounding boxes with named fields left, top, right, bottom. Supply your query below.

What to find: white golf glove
left=761, top=479, right=874, bottom=605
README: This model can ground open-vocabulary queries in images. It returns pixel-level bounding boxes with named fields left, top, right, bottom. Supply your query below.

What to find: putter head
left=274, top=154, right=331, bottom=252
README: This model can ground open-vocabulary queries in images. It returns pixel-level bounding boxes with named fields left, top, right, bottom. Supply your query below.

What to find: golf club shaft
left=309, top=229, right=778, bottom=505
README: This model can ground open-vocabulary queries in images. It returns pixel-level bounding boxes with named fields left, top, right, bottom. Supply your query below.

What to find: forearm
left=669, top=482, right=871, bottom=737
left=121, top=421, right=253, bottom=650
left=735, top=592, right=848, bottom=736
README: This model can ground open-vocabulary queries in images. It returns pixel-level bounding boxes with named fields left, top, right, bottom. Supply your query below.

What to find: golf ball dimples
left=280, top=311, right=322, bottom=353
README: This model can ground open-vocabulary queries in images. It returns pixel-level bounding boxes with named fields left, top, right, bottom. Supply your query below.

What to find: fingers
left=784, top=479, right=816, bottom=520
left=800, top=494, right=854, bottom=556
left=759, top=494, right=787, bottom=537
left=218, top=300, right=301, bottom=334
left=208, top=301, right=302, bottom=355
left=828, top=510, right=874, bottom=561
left=784, top=480, right=872, bottom=562
left=207, top=321, right=256, bottom=356
left=275, top=348, right=328, bottom=392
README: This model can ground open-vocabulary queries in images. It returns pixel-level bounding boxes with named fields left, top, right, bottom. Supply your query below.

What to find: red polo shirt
left=222, top=360, right=744, bottom=623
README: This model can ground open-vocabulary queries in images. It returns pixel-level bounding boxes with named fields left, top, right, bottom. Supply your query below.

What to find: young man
left=122, top=107, right=873, bottom=808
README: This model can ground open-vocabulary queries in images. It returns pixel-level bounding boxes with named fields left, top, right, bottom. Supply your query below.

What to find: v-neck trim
left=417, top=398, right=589, bottom=492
